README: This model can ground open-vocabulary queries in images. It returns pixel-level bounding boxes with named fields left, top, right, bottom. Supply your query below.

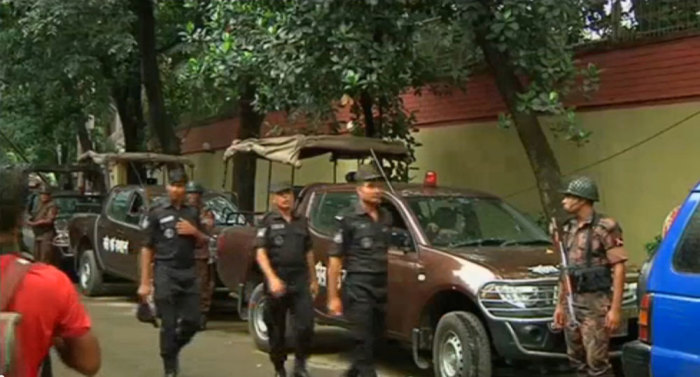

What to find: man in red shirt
left=0, top=166, right=101, bottom=376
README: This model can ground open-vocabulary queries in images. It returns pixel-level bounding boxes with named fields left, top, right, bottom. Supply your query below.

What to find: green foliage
left=645, top=234, right=663, bottom=257
left=185, top=0, right=472, bottom=181
left=0, top=0, right=136, bottom=163
left=441, top=0, right=602, bottom=145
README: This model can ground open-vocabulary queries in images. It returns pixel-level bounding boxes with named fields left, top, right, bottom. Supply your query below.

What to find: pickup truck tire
left=78, top=249, right=104, bottom=297
left=248, top=283, right=295, bottom=353
left=433, top=311, right=492, bottom=377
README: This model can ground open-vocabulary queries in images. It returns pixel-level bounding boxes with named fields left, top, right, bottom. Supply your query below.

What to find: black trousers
left=263, top=276, right=315, bottom=369
left=154, top=264, right=201, bottom=371
left=343, top=273, right=387, bottom=377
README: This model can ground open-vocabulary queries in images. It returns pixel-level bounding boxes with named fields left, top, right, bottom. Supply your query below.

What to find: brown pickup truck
left=69, top=184, right=243, bottom=296
left=214, top=136, right=640, bottom=377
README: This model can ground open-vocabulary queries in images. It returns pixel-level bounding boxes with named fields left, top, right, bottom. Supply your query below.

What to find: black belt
left=346, top=271, right=387, bottom=275
left=155, top=259, right=194, bottom=269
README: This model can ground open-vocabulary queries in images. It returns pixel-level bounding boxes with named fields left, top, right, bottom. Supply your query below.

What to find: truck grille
left=478, top=279, right=638, bottom=321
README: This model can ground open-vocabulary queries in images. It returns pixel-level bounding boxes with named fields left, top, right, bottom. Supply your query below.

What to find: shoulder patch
left=257, top=227, right=267, bottom=237
left=159, top=215, right=175, bottom=224
left=333, top=232, right=343, bottom=244
left=597, top=217, right=619, bottom=231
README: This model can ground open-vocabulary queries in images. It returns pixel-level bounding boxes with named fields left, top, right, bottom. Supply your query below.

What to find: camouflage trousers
left=195, top=258, right=214, bottom=314
left=34, top=233, right=58, bottom=267
left=564, top=291, right=615, bottom=377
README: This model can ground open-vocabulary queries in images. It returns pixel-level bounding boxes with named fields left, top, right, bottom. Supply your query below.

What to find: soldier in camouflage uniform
left=27, top=186, right=59, bottom=266
left=186, top=182, right=216, bottom=330
left=553, top=176, right=628, bottom=377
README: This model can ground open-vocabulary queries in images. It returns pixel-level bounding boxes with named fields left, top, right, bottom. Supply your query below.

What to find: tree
left=0, top=0, right=135, bottom=163
left=447, top=1, right=600, bottom=220
left=183, top=1, right=285, bottom=210
left=185, top=0, right=471, bottom=210
left=133, top=0, right=180, bottom=154
left=0, top=0, right=205, bottom=165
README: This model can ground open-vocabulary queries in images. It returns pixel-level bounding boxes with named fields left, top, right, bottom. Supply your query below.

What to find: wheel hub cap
left=253, top=299, right=268, bottom=341
left=440, top=332, right=463, bottom=377
left=80, top=259, right=91, bottom=289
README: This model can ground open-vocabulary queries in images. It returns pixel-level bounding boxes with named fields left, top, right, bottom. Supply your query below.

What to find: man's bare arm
left=54, top=333, right=101, bottom=376
left=256, top=247, right=279, bottom=283
left=611, top=262, right=626, bottom=311
left=306, top=251, right=317, bottom=285
left=327, top=256, right=343, bottom=302
left=140, top=247, right=154, bottom=286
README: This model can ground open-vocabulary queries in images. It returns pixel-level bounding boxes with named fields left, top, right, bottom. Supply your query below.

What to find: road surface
left=51, top=295, right=582, bottom=377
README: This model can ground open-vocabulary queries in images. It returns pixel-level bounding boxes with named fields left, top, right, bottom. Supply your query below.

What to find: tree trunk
left=76, top=120, right=93, bottom=153
left=232, top=80, right=264, bottom=211
left=133, top=0, right=179, bottom=155
left=476, top=35, right=565, bottom=221
left=113, top=61, right=148, bottom=184
left=360, top=92, right=377, bottom=137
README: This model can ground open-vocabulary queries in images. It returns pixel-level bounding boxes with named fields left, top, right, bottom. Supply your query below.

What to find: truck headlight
left=479, top=283, right=550, bottom=309
left=55, top=219, right=68, bottom=233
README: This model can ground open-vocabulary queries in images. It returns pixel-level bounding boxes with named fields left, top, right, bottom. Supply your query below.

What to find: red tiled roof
left=181, top=35, right=700, bottom=154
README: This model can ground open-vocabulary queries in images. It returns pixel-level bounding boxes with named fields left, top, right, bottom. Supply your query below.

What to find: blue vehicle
left=623, top=181, right=700, bottom=377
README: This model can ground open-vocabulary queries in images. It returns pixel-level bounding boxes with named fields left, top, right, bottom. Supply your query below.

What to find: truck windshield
left=406, top=196, right=550, bottom=248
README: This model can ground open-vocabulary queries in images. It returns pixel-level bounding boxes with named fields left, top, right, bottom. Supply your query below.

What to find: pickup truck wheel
left=433, top=312, right=492, bottom=377
left=78, top=249, right=104, bottom=297
left=248, top=283, right=295, bottom=352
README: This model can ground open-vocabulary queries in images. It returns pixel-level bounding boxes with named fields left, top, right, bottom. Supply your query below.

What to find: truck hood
left=441, top=246, right=561, bottom=280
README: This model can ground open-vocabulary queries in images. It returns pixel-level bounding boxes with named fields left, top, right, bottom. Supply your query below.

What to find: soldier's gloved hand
left=269, top=276, right=286, bottom=298
left=605, top=308, right=621, bottom=332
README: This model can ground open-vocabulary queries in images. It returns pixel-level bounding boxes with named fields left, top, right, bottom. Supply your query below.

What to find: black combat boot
left=163, top=357, right=179, bottom=377
left=293, top=359, right=311, bottom=377
left=274, top=366, right=287, bottom=377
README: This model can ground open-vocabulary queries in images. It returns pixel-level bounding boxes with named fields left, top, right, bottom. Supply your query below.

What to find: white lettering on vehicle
left=315, top=261, right=346, bottom=288
left=102, top=236, right=130, bottom=255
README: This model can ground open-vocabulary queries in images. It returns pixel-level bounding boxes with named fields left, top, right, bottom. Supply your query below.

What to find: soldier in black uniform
left=137, top=169, right=208, bottom=377
left=256, top=182, right=319, bottom=377
left=327, top=165, right=392, bottom=377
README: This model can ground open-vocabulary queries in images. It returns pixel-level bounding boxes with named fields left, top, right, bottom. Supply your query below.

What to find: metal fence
left=577, top=0, right=700, bottom=47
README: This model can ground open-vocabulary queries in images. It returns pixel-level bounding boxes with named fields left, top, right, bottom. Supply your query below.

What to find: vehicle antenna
left=369, top=148, right=395, bottom=194
left=129, top=161, right=145, bottom=188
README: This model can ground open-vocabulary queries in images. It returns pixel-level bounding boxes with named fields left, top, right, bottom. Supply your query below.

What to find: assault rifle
left=550, top=217, right=580, bottom=331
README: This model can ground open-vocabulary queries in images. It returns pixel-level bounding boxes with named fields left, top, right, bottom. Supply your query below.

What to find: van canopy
left=77, top=151, right=194, bottom=167
left=222, top=135, right=410, bottom=168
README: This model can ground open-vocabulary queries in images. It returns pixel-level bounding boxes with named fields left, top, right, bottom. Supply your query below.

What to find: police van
left=623, top=181, right=700, bottom=376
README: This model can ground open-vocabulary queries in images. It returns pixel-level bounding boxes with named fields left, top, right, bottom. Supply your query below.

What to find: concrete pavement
left=51, top=295, right=581, bottom=377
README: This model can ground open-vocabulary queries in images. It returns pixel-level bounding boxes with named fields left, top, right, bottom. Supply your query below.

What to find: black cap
left=356, top=164, right=383, bottom=182
left=136, top=302, right=159, bottom=328
left=168, top=168, right=188, bottom=184
left=269, top=181, right=293, bottom=194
